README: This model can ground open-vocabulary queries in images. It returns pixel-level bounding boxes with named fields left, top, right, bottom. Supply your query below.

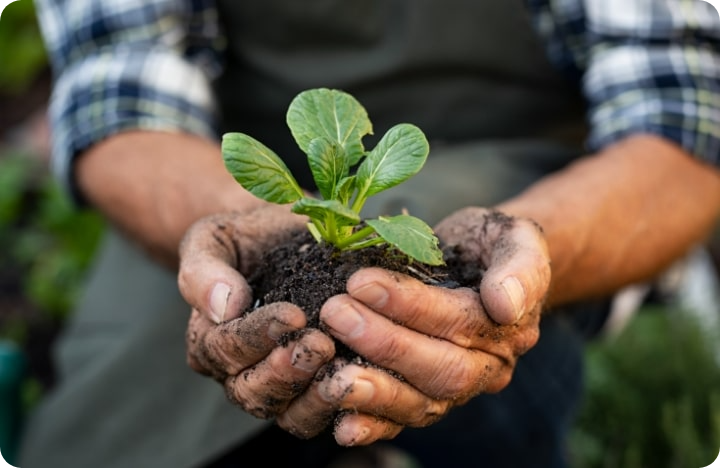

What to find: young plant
left=221, top=87, right=445, bottom=266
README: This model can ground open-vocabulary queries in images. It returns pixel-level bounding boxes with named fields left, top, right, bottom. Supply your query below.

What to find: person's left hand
left=178, top=207, right=337, bottom=423
left=274, top=207, right=550, bottom=445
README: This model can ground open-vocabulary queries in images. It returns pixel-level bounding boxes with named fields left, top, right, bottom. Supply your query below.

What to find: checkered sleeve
left=35, top=0, right=223, bottom=203
left=583, top=0, right=720, bottom=165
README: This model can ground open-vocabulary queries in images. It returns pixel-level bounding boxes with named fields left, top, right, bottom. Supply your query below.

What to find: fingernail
left=351, top=378, right=375, bottom=405
left=319, top=373, right=374, bottom=404
left=210, top=283, right=231, bottom=323
left=350, top=282, right=388, bottom=309
left=324, top=303, right=365, bottom=339
left=352, top=426, right=372, bottom=445
left=291, top=343, right=323, bottom=372
left=501, top=276, right=525, bottom=321
left=267, top=320, right=288, bottom=341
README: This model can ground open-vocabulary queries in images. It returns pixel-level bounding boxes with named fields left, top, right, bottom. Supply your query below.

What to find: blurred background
left=0, top=1, right=718, bottom=467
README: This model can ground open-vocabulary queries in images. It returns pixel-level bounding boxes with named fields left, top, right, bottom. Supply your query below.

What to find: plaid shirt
left=35, top=0, right=720, bottom=200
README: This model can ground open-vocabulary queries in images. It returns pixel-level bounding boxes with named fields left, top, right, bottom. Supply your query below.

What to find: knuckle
left=517, top=326, right=540, bottom=355
left=204, top=331, right=244, bottom=375
left=410, top=399, right=451, bottom=427
left=369, top=334, right=410, bottom=369
left=511, top=313, right=541, bottom=356
left=443, top=291, right=486, bottom=347
left=276, top=410, right=332, bottom=440
left=225, top=374, right=277, bottom=419
left=484, top=368, right=513, bottom=394
left=428, top=353, right=476, bottom=398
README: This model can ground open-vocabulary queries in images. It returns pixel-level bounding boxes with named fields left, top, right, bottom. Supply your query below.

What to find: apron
left=20, top=1, right=590, bottom=467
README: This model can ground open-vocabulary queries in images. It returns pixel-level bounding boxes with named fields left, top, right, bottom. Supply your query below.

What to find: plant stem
left=345, top=237, right=385, bottom=251
left=311, top=219, right=330, bottom=242
left=325, top=213, right=338, bottom=244
left=335, top=225, right=375, bottom=249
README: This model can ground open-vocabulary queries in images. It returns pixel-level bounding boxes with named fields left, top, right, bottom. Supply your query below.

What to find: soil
left=245, top=228, right=484, bottom=359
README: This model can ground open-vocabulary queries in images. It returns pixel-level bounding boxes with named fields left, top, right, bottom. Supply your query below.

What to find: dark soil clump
left=246, top=229, right=483, bottom=357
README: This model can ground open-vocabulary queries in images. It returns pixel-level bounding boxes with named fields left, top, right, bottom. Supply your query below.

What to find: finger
left=346, top=267, right=491, bottom=348
left=320, top=296, right=510, bottom=398
left=479, top=217, right=550, bottom=325
left=344, top=268, right=540, bottom=368
left=186, top=308, right=216, bottom=376
left=189, top=302, right=309, bottom=379
left=435, top=208, right=551, bottom=325
left=225, top=328, right=335, bottom=419
left=275, top=359, right=435, bottom=440
left=333, top=412, right=404, bottom=446
left=275, top=368, right=339, bottom=440
left=316, top=363, right=451, bottom=427
left=178, top=214, right=254, bottom=323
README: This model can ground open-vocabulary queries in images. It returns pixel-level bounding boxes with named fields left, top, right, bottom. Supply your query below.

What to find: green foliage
left=0, top=152, right=105, bottom=322
left=0, top=0, right=48, bottom=94
left=222, top=88, right=444, bottom=265
left=569, top=308, right=720, bottom=468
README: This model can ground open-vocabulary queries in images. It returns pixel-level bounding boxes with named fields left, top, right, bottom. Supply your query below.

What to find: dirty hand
left=275, top=207, right=549, bottom=445
left=177, top=207, right=336, bottom=420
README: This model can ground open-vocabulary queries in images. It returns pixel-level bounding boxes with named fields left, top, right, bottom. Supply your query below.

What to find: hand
left=274, top=207, right=550, bottom=445
left=178, top=208, right=336, bottom=421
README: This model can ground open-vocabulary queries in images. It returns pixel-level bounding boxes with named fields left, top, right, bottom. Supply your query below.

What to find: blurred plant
left=0, top=0, right=48, bottom=94
left=0, top=151, right=105, bottom=326
left=569, top=307, right=720, bottom=468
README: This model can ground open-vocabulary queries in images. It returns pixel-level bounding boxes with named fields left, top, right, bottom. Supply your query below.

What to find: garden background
left=0, top=1, right=719, bottom=466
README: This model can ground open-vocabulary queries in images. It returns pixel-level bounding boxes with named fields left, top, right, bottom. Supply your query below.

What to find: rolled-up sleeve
left=35, top=0, right=223, bottom=203
left=582, top=0, right=720, bottom=165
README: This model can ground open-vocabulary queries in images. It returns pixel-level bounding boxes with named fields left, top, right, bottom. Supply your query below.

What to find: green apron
left=19, top=1, right=589, bottom=467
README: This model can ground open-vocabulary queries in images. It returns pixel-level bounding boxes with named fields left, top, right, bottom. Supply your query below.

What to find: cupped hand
left=275, top=207, right=550, bottom=445
left=177, top=208, right=336, bottom=421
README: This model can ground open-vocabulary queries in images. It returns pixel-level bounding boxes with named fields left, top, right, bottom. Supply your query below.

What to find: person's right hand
left=272, top=207, right=549, bottom=444
left=178, top=207, right=337, bottom=420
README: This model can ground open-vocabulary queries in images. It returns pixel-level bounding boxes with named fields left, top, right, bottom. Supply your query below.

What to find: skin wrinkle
left=440, top=294, right=482, bottom=348
left=207, top=214, right=246, bottom=272
left=189, top=321, right=221, bottom=377
left=372, top=327, right=414, bottom=372
left=230, top=368, right=284, bottom=419
left=430, top=348, right=491, bottom=398
left=253, top=365, right=304, bottom=404
left=277, top=373, right=338, bottom=437
left=199, top=331, right=234, bottom=381
left=284, top=408, right=335, bottom=439
left=224, top=374, right=274, bottom=419
left=395, top=283, right=469, bottom=336
left=436, top=208, right=519, bottom=269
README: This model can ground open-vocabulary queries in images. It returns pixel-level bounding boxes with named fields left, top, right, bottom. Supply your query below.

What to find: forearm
left=76, top=130, right=287, bottom=267
left=498, top=134, right=720, bottom=307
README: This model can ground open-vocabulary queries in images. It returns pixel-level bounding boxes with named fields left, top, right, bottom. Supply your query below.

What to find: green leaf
left=222, top=132, right=304, bottom=204
left=286, top=88, right=373, bottom=166
left=291, top=197, right=361, bottom=227
left=307, top=138, right=348, bottom=200
left=366, top=215, right=444, bottom=265
left=333, top=176, right=356, bottom=206
left=355, top=124, right=429, bottom=203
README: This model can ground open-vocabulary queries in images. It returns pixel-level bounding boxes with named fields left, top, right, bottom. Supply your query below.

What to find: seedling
left=221, top=88, right=445, bottom=266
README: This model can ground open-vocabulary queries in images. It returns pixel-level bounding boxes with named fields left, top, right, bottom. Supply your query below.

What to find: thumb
left=178, top=214, right=254, bottom=324
left=479, top=218, right=551, bottom=325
